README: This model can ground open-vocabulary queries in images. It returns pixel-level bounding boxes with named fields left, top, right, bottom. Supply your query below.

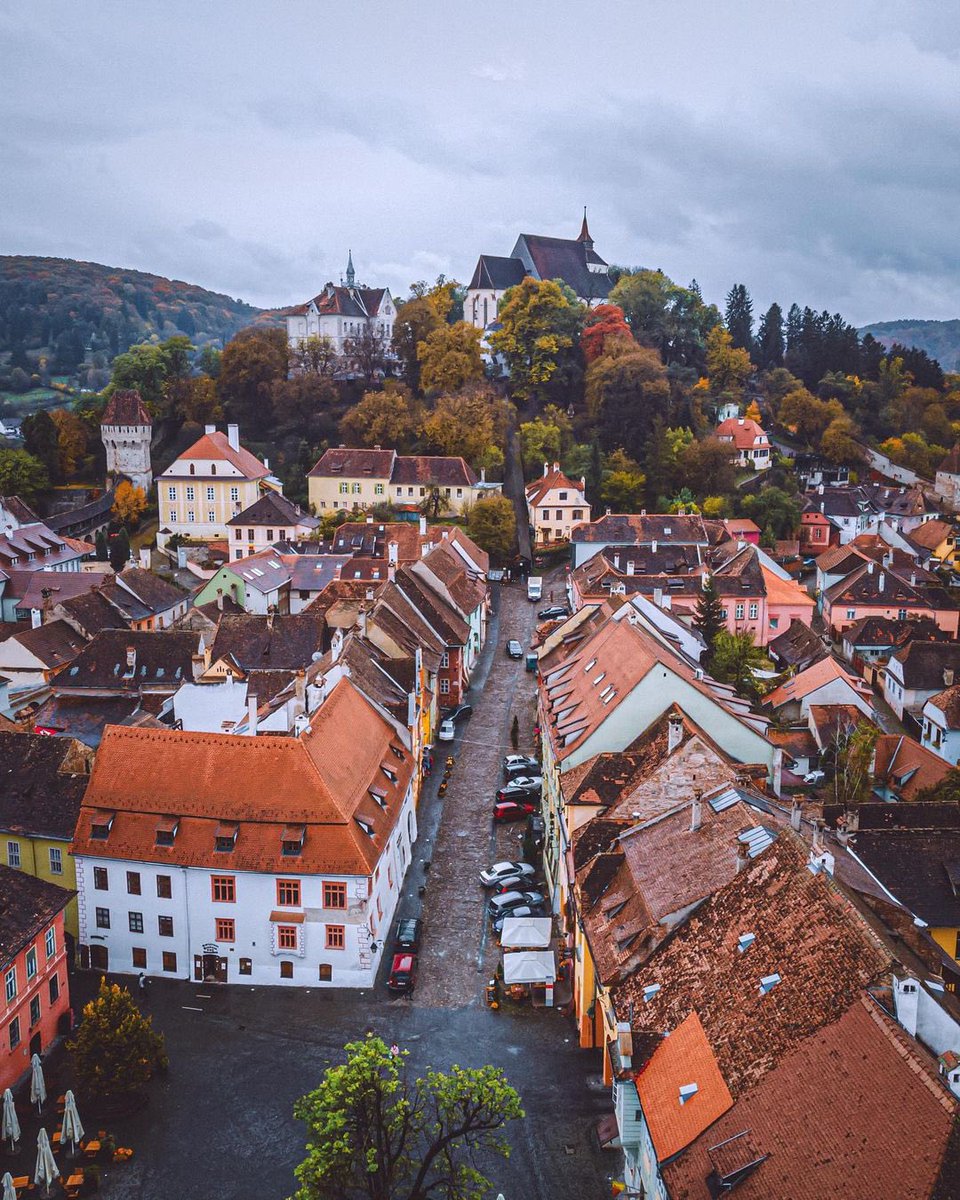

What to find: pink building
left=0, top=866, right=73, bottom=1093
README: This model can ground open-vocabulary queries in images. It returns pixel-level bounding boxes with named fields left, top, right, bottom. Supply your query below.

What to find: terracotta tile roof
left=308, top=447, right=396, bottom=479
left=561, top=749, right=656, bottom=808
left=209, top=615, right=323, bottom=671
left=390, top=456, right=478, bottom=487
left=907, top=518, right=955, bottom=552
left=873, top=734, right=950, bottom=800
left=17, top=570, right=101, bottom=612
left=394, top=567, right=470, bottom=647
left=54, top=629, right=200, bottom=692
left=863, top=482, right=939, bottom=518
left=613, top=836, right=892, bottom=1098
left=635, top=1011, right=733, bottom=1162
left=807, top=703, right=867, bottom=749
left=101, top=388, right=152, bottom=426
left=525, top=464, right=585, bottom=508
left=842, top=614, right=947, bottom=649
left=927, top=683, right=960, bottom=727
left=760, top=565, right=814, bottom=609
left=73, top=677, right=413, bottom=876
left=663, top=998, right=956, bottom=1200
left=825, top=561, right=955, bottom=612
left=0, top=731, right=90, bottom=840
left=571, top=513, right=727, bottom=547
left=715, top=417, right=768, bottom=450
left=763, top=657, right=871, bottom=709
left=170, top=431, right=269, bottom=480
left=0, top=865, right=74, bottom=962
left=414, top=542, right=486, bottom=616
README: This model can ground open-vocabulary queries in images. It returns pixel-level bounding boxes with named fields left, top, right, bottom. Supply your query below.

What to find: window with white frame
left=25, top=947, right=37, bottom=980
left=748, top=603, right=758, bottom=619
left=439, top=679, right=450, bottom=695
left=4, top=967, right=16, bottom=1003
left=167, top=486, right=176, bottom=500
left=49, top=847, right=62, bottom=875
left=45, top=927, right=55, bottom=959
left=206, top=486, right=215, bottom=501
left=230, top=486, right=239, bottom=502
left=187, top=511, right=195, bottom=522
left=6, top=841, right=20, bottom=868
left=186, top=486, right=195, bottom=501
left=735, top=603, right=744, bottom=620
left=169, top=509, right=177, bottom=523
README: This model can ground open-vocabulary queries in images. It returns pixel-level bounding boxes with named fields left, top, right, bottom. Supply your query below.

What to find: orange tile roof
left=760, top=565, right=814, bottom=609
left=525, top=464, right=585, bottom=508
left=73, top=678, right=413, bottom=876
left=715, top=417, right=768, bottom=450
left=635, top=1011, right=733, bottom=1161
left=763, top=656, right=871, bottom=709
left=173, top=431, right=269, bottom=480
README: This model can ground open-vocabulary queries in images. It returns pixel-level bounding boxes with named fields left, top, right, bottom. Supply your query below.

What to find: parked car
left=488, top=889, right=545, bottom=917
left=438, top=719, right=456, bottom=741
left=493, top=798, right=539, bottom=822
left=538, top=604, right=569, bottom=621
left=503, top=754, right=539, bottom=776
left=387, top=952, right=417, bottom=994
left=442, top=703, right=473, bottom=723
left=497, top=779, right=542, bottom=802
left=480, top=860, right=537, bottom=887
left=493, top=903, right=547, bottom=935
left=394, top=917, right=422, bottom=952
left=803, top=769, right=826, bottom=785
left=506, top=639, right=524, bottom=659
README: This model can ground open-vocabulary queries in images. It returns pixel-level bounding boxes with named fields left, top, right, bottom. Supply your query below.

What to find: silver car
left=479, top=860, right=536, bottom=887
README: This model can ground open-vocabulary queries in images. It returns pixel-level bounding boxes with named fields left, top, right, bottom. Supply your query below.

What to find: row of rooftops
left=308, top=446, right=480, bottom=487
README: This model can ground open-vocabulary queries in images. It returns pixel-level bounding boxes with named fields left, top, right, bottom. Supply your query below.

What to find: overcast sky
left=2, top=1, right=958, bottom=325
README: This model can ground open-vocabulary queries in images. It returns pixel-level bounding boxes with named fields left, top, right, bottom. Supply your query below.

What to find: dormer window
left=281, top=824, right=306, bottom=856
left=389, top=743, right=405, bottom=760
left=215, top=821, right=239, bottom=853
left=90, top=812, right=115, bottom=840
left=369, top=787, right=388, bottom=810
left=355, top=817, right=375, bottom=838
left=155, top=817, right=179, bottom=847
left=380, top=765, right=397, bottom=783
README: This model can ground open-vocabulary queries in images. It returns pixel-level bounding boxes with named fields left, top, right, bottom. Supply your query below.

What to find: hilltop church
left=286, top=253, right=395, bottom=356
left=464, top=212, right=613, bottom=330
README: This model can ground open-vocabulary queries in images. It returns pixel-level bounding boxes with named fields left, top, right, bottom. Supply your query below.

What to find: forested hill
left=858, top=319, right=960, bottom=373
left=0, top=256, right=269, bottom=375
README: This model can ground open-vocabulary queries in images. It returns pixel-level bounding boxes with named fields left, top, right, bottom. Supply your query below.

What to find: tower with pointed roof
left=578, top=207, right=594, bottom=252
left=101, top=389, right=153, bottom=492
left=345, top=250, right=355, bottom=289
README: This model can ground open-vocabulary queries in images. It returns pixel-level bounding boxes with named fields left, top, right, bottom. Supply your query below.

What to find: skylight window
left=593, top=672, right=606, bottom=685
left=643, top=983, right=661, bottom=1002
left=355, top=817, right=375, bottom=837
left=679, top=1083, right=698, bottom=1105
left=583, top=659, right=597, bottom=673
left=737, top=933, right=756, bottom=953
left=759, top=973, right=781, bottom=995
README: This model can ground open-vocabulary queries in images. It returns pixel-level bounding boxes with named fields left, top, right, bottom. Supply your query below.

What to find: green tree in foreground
left=693, top=576, right=725, bottom=664
left=68, top=978, right=167, bottom=1108
left=710, top=630, right=770, bottom=698
left=109, top=527, right=130, bottom=572
left=292, top=1035, right=524, bottom=1200
left=466, top=494, right=517, bottom=559
left=0, top=449, right=50, bottom=503
left=825, top=720, right=878, bottom=810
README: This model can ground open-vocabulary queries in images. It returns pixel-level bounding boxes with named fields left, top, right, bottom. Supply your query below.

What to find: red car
left=387, top=952, right=417, bottom=994
left=493, top=799, right=538, bottom=823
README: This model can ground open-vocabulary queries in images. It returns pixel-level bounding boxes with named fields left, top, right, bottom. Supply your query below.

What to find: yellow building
left=308, top=446, right=493, bottom=516
left=0, top=732, right=91, bottom=942
left=907, top=518, right=959, bottom=571
left=157, top=424, right=279, bottom=549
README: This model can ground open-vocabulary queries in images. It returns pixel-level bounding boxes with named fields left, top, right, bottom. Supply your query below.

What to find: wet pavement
left=14, top=571, right=616, bottom=1199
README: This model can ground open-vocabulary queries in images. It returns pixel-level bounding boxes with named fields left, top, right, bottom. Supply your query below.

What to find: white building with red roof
left=286, top=253, right=395, bottom=355
left=525, top=462, right=589, bottom=545
left=71, top=677, right=417, bottom=988
left=157, top=424, right=280, bottom=549
left=715, top=416, right=771, bottom=470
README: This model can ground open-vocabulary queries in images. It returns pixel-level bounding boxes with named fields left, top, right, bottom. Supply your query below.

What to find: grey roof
left=467, top=255, right=527, bottom=292
left=227, top=491, right=319, bottom=530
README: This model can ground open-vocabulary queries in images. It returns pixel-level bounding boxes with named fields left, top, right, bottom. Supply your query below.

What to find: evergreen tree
left=21, top=410, right=61, bottom=483
left=95, top=529, right=108, bottom=561
left=109, top=527, right=130, bottom=572
left=724, top=284, right=754, bottom=353
left=68, top=978, right=167, bottom=1108
left=643, top=416, right=673, bottom=509
left=755, top=303, right=785, bottom=368
left=693, top=576, right=725, bottom=664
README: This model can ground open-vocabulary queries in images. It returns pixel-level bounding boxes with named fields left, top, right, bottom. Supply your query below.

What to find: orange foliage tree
left=581, top=304, right=634, bottom=364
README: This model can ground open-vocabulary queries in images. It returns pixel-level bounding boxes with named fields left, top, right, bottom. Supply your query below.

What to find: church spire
left=345, top=249, right=355, bottom=288
left=578, top=207, right=593, bottom=251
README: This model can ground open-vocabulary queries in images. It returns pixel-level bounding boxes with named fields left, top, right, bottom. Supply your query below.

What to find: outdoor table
left=65, top=1173, right=84, bottom=1198
left=82, top=1139, right=101, bottom=1158
left=12, top=1177, right=29, bottom=1196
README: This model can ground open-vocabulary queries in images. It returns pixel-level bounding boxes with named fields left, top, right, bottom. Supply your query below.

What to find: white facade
left=75, top=780, right=417, bottom=988
left=921, top=698, right=960, bottom=764
left=102, top=421, right=152, bottom=492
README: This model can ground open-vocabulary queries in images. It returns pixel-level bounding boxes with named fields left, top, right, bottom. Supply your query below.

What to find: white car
left=479, top=860, right=536, bottom=887
left=803, top=769, right=825, bottom=785
left=438, top=719, right=455, bottom=741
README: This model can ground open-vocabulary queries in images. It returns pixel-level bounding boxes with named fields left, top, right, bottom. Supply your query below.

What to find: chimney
left=359, top=608, right=368, bottom=638
left=651, top=539, right=658, bottom=554
left=879, top=572, right=885, bottom=593
left=216, top=588, right=224, bottom=611
left=736, top=839, right=750, bottom=874
left=812, top=818, right=826, bottom=857
left=227, top=424, right=240, bottom=452
left=543, top=462, right=549, bottom=477
left=204, top=424, right=216, bottom=435
left=374, top=443, right=381, bottom=451
left=690, top=790, right=703, bottom=832
left=653, top=586, right=663, bottom=608
left=910, top=572, right=916, bottom=587
left=790, top=797, right=802, bottom=832
left=553, top=461, right=560, bottom=473
left=605, top=507, right=611, bottom=516
left=125, top=646, right=136, bottom=673
left=31, top=607, right=42, bottom=629
left=820, top=501, right=825, bottom=513
left=366, top=514, right=374, bottom=524
left=419, top=516, right=427, bottom=536
left=667, top=714, right=683, bottom=754
left=295, top=669, right=306, bottom=706
left=613, top=553, right=621, bottom=570
left=818, top=483, right=825, bottom=495
left=580, top=475, right=586, bottom=491
left=246, top=694, right=258, bottom=737
left=138, top=547, right=150, bottom=569
left=945, top=669, right=955, bottom=688
left=867, top=561, right=874, bottom=575
left=626, top=560, right=635, bottom=576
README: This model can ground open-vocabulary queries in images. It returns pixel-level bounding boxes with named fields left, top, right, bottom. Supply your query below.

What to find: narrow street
left=414, top=580, right=541, bottom=1007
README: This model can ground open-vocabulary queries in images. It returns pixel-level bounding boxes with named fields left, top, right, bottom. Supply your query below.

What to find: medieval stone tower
left=100, top=389, right=153, bottom=492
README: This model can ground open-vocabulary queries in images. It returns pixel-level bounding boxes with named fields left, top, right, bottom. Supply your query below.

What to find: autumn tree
left=217, top=327, right=288, bottom=436
left=393, top=296, right=443, bottom=394
left=112, top=480, right=148, bottom=528
left=705, top=326, right=754, bottom=395
left=679, top=438, right=736, bottom=499
left=340, top=381, right=419, bottom=450
left=825, top=721, right=878, bottom=810
left=777, top=387, right=841, bottom=446
left=0, top=449, right=49, bottom=502
left=343, top=326, right=389, bottom=386
left=585, top=341, right=670, bottom=460
left=417, top=321, right=483, bottom=394
left=292, top=1035, right=523, bottom=1200
left=420, top=384, right=511, bottom=465
left=488, top=278, right=584, bottom=402
left=820, top=415, right=866, bottom=467
left=581, top=303, right=633, bottom=363
left=466, top=494, right=517, bottom=559
left=290, top=336, right=340, bottom=378
left=50, top=408, right=88, bottom=477
left=68, top=978, right=167, bottom=1109
left=599, top=449, right=646, bottom=512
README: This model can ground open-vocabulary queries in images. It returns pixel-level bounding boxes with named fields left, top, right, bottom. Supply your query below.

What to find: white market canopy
left=500, top=916, right=552, bottom=949
left=503, top=949, right=556, bottom=985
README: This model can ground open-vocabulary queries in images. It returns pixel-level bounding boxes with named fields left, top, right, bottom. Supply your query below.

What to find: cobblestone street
left=412, top=578, right=542, bottom=1008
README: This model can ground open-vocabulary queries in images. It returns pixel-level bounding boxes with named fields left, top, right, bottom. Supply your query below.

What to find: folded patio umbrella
left=61, top=1091, right=84, bottom=1154
left=0, top=1089, right=18, bottom=1150
left=34, top=1128, right=60, bottom=1196
left=2, top=1172, right=15, bottom=1200
left=29, top=1053, right=46, bottom=1112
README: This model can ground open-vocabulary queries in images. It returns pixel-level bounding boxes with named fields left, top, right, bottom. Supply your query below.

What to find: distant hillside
left=0, top=255, right=273, bottom=377
left=859, top=318, right=960, bottom=373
